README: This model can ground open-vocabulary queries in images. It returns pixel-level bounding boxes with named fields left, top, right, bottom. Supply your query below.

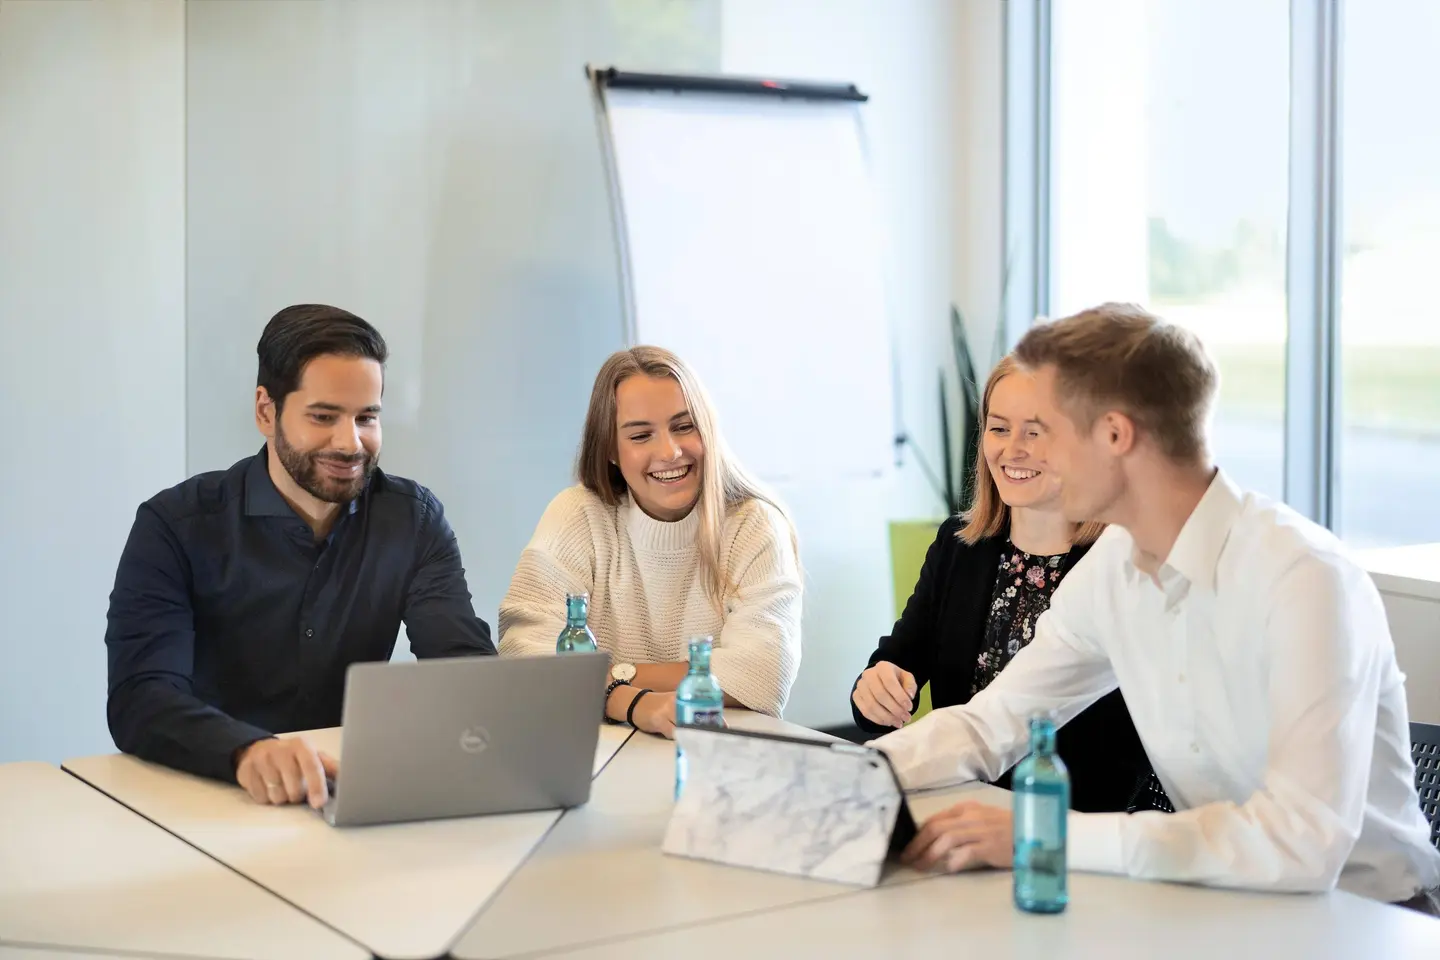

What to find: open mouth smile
left=648, top=465, right=692, bottom=485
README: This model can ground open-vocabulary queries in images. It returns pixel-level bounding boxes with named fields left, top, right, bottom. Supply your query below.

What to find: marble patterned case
left=662, top=726, right=916, bottom=887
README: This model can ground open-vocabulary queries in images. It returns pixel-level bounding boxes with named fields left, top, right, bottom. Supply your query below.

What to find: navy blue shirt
left=105, top=449, right=495, bottom=782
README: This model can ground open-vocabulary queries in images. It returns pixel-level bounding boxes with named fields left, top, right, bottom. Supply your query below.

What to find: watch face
left=611, top=662, right=637, bottom=683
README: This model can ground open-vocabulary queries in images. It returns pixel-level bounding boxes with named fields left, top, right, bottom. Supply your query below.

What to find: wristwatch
left=603, top=663, right=638, bottom=723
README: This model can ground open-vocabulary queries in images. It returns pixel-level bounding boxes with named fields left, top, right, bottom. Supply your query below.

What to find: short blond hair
left=957, top=355, right=1105, bottom=547
left=1013, top=302, right=1218, bottom=464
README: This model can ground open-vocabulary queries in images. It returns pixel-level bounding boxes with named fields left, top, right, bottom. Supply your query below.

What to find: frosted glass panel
left=184, top=0, right=719, bottom=629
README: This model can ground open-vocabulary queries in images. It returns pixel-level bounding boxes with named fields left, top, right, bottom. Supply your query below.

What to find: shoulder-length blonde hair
left=957, top=355, right=1106, bottom=547
left=577, top=346, right=798, bottom=607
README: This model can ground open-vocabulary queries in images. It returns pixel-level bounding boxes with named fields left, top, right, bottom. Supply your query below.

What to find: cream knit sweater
left=499, top=485, right=802, bottom=716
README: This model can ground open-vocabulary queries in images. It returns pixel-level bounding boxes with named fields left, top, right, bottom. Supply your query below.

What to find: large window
left=1339, top=0, right=1440, bottom=547
left=1022, top=0, right=1439, bottom=544
left=1050, top=0, right=1290, bottom=502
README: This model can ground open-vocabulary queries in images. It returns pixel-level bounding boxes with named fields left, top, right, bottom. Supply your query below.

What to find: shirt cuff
left=867, top=726, right=920, bottom=785
left=1067, top=811, right=1126, bottom=875
left=868, top=721, right=967, bottom=791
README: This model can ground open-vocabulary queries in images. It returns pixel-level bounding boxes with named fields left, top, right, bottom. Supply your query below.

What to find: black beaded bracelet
left=625, top=688, right=654, bottom=728
left=602, top=678, right=631, bottom=724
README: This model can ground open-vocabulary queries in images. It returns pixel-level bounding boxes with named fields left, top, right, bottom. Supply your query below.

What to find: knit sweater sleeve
left=499, top=488, right=598, bottom=657
left=713, top=500, right=803, bottom=717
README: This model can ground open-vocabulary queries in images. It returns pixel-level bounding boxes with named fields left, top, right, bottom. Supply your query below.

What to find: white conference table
left=0, top=949, right=240, bottom=960
left=58, top=725, right=632, bottom=960
left=0, top=949, right=187, bottom=960
left=451, top=711, right=907, bottom=958
left=528, top=865, right=1440, bottom=960
left=459, top=720, right=1440, bottom=960
left=30, top=715, right=1440, bottom=960
left=0, top=761, right=366, bottom=960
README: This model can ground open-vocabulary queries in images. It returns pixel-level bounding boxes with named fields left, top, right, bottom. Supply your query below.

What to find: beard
left=274, top=419, right=377, bottom=504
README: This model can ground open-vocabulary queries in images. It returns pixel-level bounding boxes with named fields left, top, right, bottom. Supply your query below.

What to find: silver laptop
left=319, top=652, right=609, bottom=827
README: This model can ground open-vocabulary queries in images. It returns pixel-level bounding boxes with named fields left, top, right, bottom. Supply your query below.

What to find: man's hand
left=901, top=801, right=1014, bottom=873
left=631, top=691, right=677, bottom=739
left=235, top=737, right=338, bottom=809
left=852, top=661, right=918, bottom=728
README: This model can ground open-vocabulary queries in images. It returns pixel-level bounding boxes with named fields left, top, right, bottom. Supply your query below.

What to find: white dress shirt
left=873, top=471, right=1440, bottom=902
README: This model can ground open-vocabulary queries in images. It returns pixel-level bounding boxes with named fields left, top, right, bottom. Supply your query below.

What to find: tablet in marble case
left=662, top=726, right=913, bottom=887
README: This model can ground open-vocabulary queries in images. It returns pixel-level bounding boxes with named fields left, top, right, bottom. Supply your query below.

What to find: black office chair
left=1126, top=768, right=1176, bottom=814
left=1412, top=721, right=1440, bottom=851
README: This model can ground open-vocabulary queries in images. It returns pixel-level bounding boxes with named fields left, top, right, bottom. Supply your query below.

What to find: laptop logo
left=459, top=726, right=491, bottom=755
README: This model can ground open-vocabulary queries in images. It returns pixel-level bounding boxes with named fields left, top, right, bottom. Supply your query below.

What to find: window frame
left=1002, top=0, right=1346, bottom=528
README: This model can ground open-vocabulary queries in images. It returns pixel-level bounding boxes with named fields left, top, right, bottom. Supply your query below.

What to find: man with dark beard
left=105, top=304, right=495, bottom=806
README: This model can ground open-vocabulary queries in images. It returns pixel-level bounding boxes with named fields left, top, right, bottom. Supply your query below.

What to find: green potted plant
left=888, top=303, right=1005, bottom=722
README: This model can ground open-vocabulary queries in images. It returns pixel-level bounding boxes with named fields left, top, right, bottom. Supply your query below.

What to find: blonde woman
left=500, top=346, right=801, bottom=737
left=850, top=355, right=1158, bottom=812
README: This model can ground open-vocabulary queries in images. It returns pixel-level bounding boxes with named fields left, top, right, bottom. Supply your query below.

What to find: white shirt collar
left=1125, top=470, right=1244, bottom=594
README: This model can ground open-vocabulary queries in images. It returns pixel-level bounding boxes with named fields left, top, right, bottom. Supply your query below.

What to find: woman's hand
left=631, top=691, right=678, bottom=739
left=852, top=661, right=918, bottom=728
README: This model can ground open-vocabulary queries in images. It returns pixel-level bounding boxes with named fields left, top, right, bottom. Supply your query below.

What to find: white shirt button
left=1178, top=673, right=1186, bottom=683
left=1191, top=743, right=1201, bottom=754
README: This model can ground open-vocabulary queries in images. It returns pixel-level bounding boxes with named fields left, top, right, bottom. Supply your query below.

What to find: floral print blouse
left=970, top=540, right=1068, bottom=698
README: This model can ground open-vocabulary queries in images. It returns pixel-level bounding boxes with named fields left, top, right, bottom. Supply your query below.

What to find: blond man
left=873, top=303, right=1440, bottom=913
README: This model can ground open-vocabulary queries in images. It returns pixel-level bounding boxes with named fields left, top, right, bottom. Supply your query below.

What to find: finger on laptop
left=275, top=750, right=307, bottom=804
left=292, top=741, right=329, bottom=809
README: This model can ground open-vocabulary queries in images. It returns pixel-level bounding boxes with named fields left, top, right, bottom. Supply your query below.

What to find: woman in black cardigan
left=851, top=356, right=1159, bottom=813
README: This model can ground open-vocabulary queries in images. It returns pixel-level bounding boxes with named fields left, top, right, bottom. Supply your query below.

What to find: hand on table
left=901, top=801, right=1014, bottom=873
left=235, top=737, right=338, bottom=809
left=631, top=691, right=678, bottom=739
left=852, top=661, right=918, bottom=728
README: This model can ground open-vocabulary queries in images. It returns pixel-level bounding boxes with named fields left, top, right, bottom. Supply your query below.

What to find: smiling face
left=258, top=353, right=383, bottom=505
left=1028, top=363, right=1128, bottom=524
left=982, top=371, right=1064, bottom=512
left=614, top=373, right=705, bottom=522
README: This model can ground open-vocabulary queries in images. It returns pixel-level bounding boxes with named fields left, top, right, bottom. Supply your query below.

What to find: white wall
left=1382, top=593, right=1440, bottom=725
left=720, top=0, right=962, bottom=725
left=1360, top=549, right=1440, bottom=725
left=186, top=0, right=977, bottom=728
left=0, top=0, right=1000, bottom=760
left=0, top=0, right=187, bottom=762
left=184, top=0, right=721, bottom=655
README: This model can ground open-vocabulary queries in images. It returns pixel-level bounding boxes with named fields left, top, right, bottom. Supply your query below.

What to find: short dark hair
left=256, top=304, right=389, bottom=411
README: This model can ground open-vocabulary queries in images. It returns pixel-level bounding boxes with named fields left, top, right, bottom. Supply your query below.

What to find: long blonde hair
left=577, top=346, right=798, bottom=607
left=958, top=355, right=1106, bottom=546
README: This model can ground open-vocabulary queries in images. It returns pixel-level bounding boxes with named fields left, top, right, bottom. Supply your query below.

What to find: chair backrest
left=1412, top=721, right=1440, bottom=851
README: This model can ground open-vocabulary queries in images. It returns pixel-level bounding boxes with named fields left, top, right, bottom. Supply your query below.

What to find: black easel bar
left=590, top=66, right=867, bottom=103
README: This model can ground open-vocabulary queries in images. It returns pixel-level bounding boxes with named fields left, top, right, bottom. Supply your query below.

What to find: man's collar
left=243, top=446, right=363, bottom=519
left=1124, top=470, right=1243, bottom=593
left=243, top=447, right=295, bottom=517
